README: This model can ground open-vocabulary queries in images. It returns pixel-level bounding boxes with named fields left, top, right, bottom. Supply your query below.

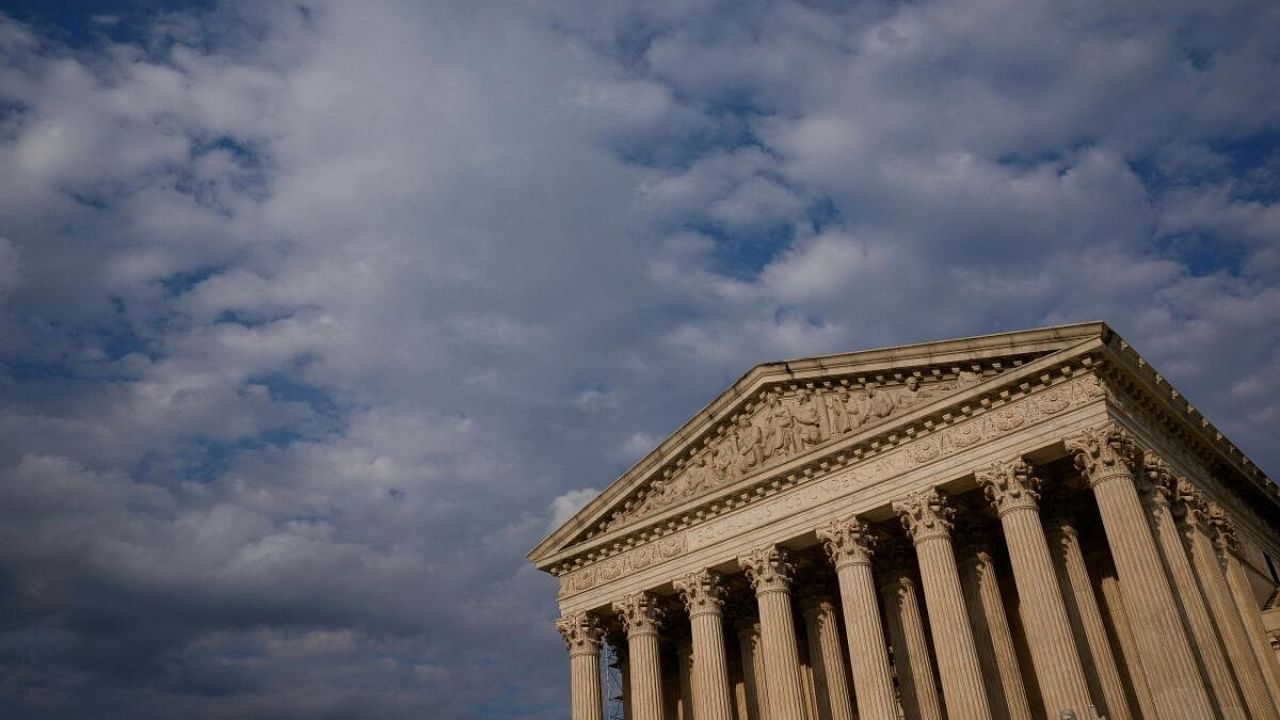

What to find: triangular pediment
left=528, top=322, right=1113, bottom=566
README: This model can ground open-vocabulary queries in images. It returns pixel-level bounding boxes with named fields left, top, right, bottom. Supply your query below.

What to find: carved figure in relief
left=828, top=388, right=851, bottom=434
left=711, top=441, right=734, bottom=482
left=734, top=414, right=764, bottom=473
left=687, top=453, right=714, bottom=493
left=896, top=376, right=935, bottom=409
left=849, top=382, right=894, bottom=428
left=794, top=389, right=823, bottom=447
left=763, top=391, right=795, bottom=458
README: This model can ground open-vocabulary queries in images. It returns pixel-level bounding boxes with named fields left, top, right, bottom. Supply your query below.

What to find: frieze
left=587, top=371, right=990, bottom=539
left=556, top=372, right=1104, bottom=599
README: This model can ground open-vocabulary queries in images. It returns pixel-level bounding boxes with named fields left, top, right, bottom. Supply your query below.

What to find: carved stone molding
left=894, top=488, right=955, bottom=545
left=816, top=515, right=877, bottom=569
left=614, top=592, right=665, bottom=637
left=974, top=457, right=1040, bottom=517
left=672, top=570, right=727, bottom=617
left=556, top=612, right=605, bottom=657
left=1174, top=478, right=1213, bottom=532
left=739, top=545, right=796, bottom=594
left=1064, top=422, right=1138, bottom=486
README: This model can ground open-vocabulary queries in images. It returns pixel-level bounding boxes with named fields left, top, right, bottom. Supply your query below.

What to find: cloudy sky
left=0, top=0, right=1277, bottom=717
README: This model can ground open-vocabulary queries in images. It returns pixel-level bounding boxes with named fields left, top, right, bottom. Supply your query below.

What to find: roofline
left=528, top=321, right=1110, bottom=562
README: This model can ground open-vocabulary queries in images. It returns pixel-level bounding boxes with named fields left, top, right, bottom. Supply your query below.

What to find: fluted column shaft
left=737, top=622, right=765, bottom=720
left=740, top=545, right=809, bottom=720
left=1094, top=563, right=1160, bottom=720
left=678, top=642, right=694, bottom=720
left=880, top=570, right=944, bottom=720
left=615, top=593, right=667, bottom=720
left=817, top=516, right=899, bottom=720
left=958, top=546, right=1034, bottom=720
left=1066, top=426, right=1215, bottom=719
left=1213, top=505, right=1280, bottom=716
left=675, top=571, right=735, bottom=720
left=894, top=488, right=992, bottom=720
left=1178, top=483, right=1280, bottom=720
left=976, top=459, right=1093, bottom=717
left=1140, top=463, right=1249, bottom=720
left=804, top=598, right=856, bottom=720
left=1045, top=510, right=1133, bottom=720
left=557, top=613, right=606, bottom=720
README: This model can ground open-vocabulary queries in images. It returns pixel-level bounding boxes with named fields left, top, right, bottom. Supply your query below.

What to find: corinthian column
left=893, top=488, right=992, bottom=720
left=1212, top=503, right=1280, bottom=715
left=956, top=534, right=1034, bottom=720
left=556, top=612, right=606, bottom=720
left=802, top=597, right=856, bottom=720
left=975, top=458, right=1093, bottom=717
left=614, top=592, right=667, bottom=720
left=1043, top=493, right=1133, bottom=720
left=816, top=516, right=898, bottom=720
left=674, top=570, right=735, bottom=720
left=1178, top=482, right=1280, bottom=720
left=1139, top=459, right=1248, bottom=720
left=879, top=549, right=944, bottom=720
left=1064, top=424, right=1215, bottom=720
left=739, top=545, right=809, bottom=720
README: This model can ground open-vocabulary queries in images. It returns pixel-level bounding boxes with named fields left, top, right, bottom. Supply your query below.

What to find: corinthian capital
left=1140, top=454, right=1177, bottom=506
left=975, top=457, right=1041, bottom=516
left=738, top=545, right=796, bottom=594
left=672, top=570, right=727, bottom=616
left=613, top=592, right=665, bottom=637
left=555, top=612, right=605, bottom=656
left=1064, top=423, right=1138, bottom=486
left=1174, top=478, right=1210, bottom=528
left=893, top=487, right=955, bottom=544
left=1208, top=503, right=1239, bottom=553
left=817, top=515, right=877, bottom=569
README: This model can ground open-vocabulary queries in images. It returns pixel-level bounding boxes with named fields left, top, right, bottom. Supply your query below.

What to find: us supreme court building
left=528, top=323, right=1280, bottom=720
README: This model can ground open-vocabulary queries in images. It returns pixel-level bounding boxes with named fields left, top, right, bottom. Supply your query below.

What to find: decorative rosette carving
left=672, top=570, right=727, bottom=617
left=613, top=591, right=665, bottom=637
left=893, top=487, right=955, bottom=544
left=1064, top=423, right=1138, bottom=486
left=974, top=457, right=1041, bottom=516
left=816, top=515, right=877, bottom=569
left=1207, top=502, right=1239, bottom=553
left=555, top=612, right=605, bottom=656
left=738, top=545, right=796, bottom=594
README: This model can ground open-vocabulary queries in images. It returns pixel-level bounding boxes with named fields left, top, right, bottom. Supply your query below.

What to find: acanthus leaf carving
left=816, top=515, right=877, bottom=569
left=613, top=591, right=665, bottom=636
left=555, top=612, right=605, bottom=656
left=893, top=487, right=955, bottom=544
left=672, top=570, right=727, bottom=616
left=1064, top=422, right=1138, bottom=485
left=974, top=457, right=1041, bottom=516
left=738, top=544, right=795, bottom=594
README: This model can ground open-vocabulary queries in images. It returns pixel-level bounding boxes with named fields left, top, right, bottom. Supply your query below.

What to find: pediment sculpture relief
left=587, top=370, right=988, bottom=538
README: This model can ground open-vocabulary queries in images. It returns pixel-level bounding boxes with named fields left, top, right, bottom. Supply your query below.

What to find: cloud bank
left=0, top=0, right=1277, bottom=717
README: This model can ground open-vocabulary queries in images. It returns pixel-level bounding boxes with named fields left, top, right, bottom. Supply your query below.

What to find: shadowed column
left=816, top=515, right=899, bottom=720
left=878, top=550, right=943, bottom=720
left=615, top=592, right=667, bottom=720
left=975, top=457, right=1093, bottom=717
left=1139, top=459, right=1247, bottom=720
left=956, top=530, right=1034, bottom=720
left=1065, top=424, right=1215, bottom=720
left=557, top=612, right=606, bottom=720
left=894, top=487, right=992, bottom=720
left=674, top=570, right=735, bottom=720
left=1211, top=502, right=1280, bottom=716
left=1177, top=481, right=1280, bottom=720
left=736, top=620, right=765, bottom=720
left=1043, top=492, right=1133, bottom=720
left=803, top=597, right=856, bottom=720
left=740, top=544, right=809, bottom=720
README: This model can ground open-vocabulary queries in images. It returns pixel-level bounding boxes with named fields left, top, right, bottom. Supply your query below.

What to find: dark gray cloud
left=0, top=0, right=1277, bottom=717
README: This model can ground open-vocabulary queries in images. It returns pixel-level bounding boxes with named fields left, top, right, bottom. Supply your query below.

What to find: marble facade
left=530, top=323, right=1280, bottom=720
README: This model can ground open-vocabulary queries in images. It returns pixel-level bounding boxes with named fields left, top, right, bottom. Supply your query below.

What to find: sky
left=0, top=0, right=1278, bottom=717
